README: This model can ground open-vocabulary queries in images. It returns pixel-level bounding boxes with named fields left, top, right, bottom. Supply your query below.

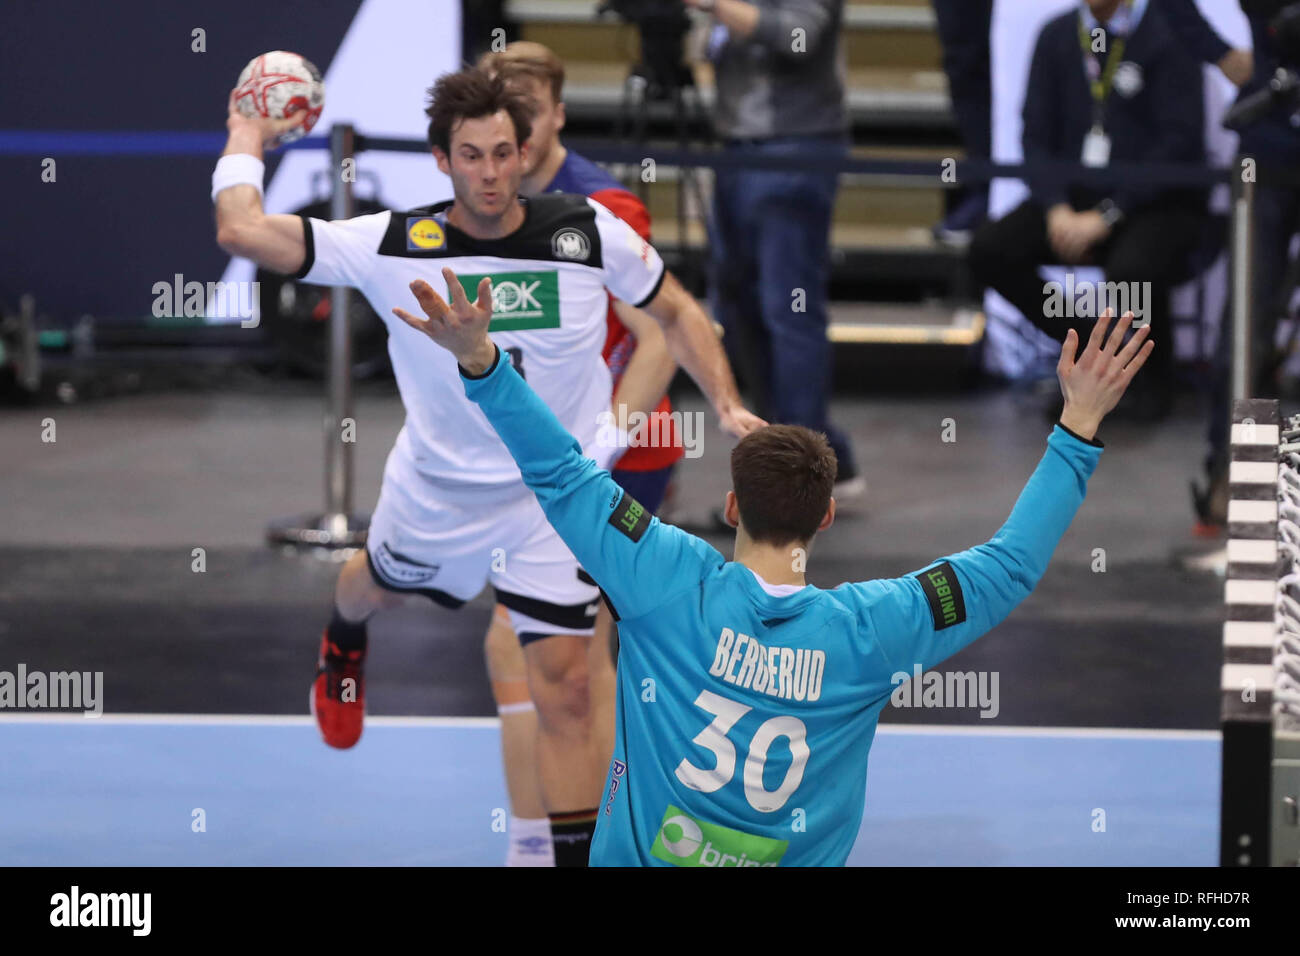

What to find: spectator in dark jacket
left=968, top=0, right=1208, bottom=419
left=1163, top=0, right=1254, bottom=86
left=684, top=0, right=864, bottom=497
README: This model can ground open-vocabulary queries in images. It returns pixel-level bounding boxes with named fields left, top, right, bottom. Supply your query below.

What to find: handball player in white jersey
left=211, top=66, right=761, bottom=865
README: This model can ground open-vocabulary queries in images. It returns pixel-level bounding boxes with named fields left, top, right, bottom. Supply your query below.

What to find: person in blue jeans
left=930, top=0, right=992, bottom=242
left=686, top=0, right=864, bottom=496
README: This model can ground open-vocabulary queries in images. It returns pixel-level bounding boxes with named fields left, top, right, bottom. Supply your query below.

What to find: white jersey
left=297, top=193, right=666, bottom=487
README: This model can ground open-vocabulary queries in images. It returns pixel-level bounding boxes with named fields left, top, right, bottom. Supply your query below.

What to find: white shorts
left=365, top=445, right=600, bottom=643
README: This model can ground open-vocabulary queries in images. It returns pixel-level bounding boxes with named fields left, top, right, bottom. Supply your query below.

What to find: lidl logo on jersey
left=650, top=805, right=788, bottom=867
left=457, top=272, right=561, bottom=331
left=406, top=217, right=446, bottom=250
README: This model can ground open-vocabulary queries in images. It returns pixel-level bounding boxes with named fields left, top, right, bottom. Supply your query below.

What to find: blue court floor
left=0, top=717, right=1219, bottom=866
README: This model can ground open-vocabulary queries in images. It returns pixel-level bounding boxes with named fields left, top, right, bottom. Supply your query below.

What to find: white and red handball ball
left=233, top=51, right=325, bottom=145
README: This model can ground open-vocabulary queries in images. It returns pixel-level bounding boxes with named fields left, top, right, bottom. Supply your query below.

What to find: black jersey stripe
left=632, top=263, right=666, bottom=309
left=377, top=193, right=604, bottom=267
left=296, top=215, right=316, bottom=279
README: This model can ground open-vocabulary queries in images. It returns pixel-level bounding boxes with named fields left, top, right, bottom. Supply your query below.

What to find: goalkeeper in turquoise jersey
left=395, top=270, right=1154, bottom=867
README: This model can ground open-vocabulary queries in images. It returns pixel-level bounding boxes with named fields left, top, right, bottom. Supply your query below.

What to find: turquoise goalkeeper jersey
left=461, top=346, right=1103, bottom=867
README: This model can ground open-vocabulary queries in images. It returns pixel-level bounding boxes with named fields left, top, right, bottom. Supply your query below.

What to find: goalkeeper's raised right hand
left=1056, top=309, right=1154, bottom=441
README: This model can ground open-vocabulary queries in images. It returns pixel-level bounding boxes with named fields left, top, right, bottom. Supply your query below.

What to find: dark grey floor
left=0, top=373, right=1227, bottom=727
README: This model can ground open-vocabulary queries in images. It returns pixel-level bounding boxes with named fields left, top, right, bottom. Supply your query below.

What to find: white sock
left=506, top=816, right=554, bottom=867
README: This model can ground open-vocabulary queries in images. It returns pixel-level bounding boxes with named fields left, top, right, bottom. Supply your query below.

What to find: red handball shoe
left=311, top=633, right=366, bottom=748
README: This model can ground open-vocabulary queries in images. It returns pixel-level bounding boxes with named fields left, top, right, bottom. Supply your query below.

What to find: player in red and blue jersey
left=477, top=42, right=687, bottom=865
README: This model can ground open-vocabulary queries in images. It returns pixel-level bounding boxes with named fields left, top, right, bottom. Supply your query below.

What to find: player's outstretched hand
left=393, top=268, right=498, bottom=374
left=225, top=88, right=309, bottom=152
left=1056, top=308, right=1153, bottom=440
left=718, top=404, right=767, bottom=439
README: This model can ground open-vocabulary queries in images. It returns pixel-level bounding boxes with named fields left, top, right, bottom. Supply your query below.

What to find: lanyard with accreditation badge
left=1076, top=7, right=1129, bottom=168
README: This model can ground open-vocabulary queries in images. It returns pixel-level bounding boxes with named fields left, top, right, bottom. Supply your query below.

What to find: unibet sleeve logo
left=651, top=805, right=788, bottom=867
left=457, top=271, right=561, bottom=331
left=915, top=560, right=966, bottom=630
left=609, top=492, right=649, bottom=543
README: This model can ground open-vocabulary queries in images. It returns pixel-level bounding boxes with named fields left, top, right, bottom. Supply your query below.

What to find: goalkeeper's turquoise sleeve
left=459, top=344, right=720, bottom=621
left=840, top=423, right=1104, bottom=675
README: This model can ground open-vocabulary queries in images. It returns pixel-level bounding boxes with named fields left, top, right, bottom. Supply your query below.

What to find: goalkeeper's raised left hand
left=1057, top=309, right=1153, bottom=440
left=393, top=269, right=498, bottom=375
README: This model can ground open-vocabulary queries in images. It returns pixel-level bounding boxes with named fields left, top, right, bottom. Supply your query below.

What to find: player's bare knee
left=527, top=634, right=586, bottom=680
left=535, top=670, right=592, bottom=728
left=527, top=639, right=593, bottom=727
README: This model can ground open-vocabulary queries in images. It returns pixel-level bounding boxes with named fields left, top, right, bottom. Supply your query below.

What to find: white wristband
left=211, top=153, right=265, bottom=203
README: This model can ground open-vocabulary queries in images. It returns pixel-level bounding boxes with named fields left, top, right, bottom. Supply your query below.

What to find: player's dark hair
left=730, top=425, right=837, bottom=547
left=425, top=67, right=533, bottom=153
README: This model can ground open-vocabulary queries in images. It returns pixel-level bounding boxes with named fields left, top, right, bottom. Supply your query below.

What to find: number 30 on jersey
left=675, top=690, right=810, bottom=813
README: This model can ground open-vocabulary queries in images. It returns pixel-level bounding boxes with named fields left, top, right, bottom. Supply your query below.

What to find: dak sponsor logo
left=551, top=227, right=590, bottom=261
left=650, top=805, right=788, bottom=867
left=406, top=217, right=446, bottom=251
left=457, top=271, right=561, bottom=331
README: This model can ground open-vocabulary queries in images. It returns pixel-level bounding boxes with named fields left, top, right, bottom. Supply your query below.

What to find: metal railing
left=0, top=126, right=1270, bottom=547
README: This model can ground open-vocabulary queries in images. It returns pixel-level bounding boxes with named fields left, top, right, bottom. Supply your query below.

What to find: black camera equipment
left=596, top=0, right=710, bottom=291
left=597, top=0, right=693, bottom=99
left=1224, top=1, right=1300, bottom=130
